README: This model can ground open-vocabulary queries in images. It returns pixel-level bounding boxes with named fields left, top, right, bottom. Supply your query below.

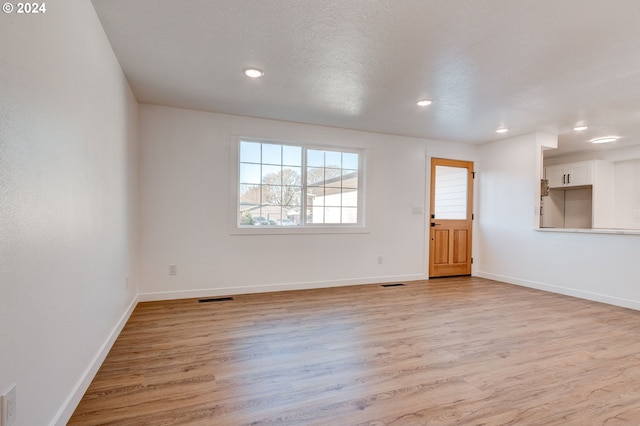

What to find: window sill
left=231, top=226, right=370, bottom=236
left=536, top=227, right=640, bottom=236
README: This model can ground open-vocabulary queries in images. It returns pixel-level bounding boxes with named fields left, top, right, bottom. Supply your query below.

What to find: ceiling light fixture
left=590, top=136, right=620, bottom=144
left=243, top=68, right=264, bottom=78
left=417, top=99, right=432, bottom=107
left=496, top=127, right=509, bottom=134
left=573, top=125, right=588, bottom=131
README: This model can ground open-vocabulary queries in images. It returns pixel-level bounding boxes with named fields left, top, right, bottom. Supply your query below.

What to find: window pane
left=325, top=151, right=341, bottom=168
left=281, top=186, right=302, bottom=207
left=240, top=184, right=260, bottom=205
left=307, top=167, right=325, bottom=185
left=434, top=165, right=468, bottom=220
left=287, top=211, right=301, bottom=225
left=323, top=190, right=342, bottom=206
left=240, top=141, right=261, bottom=163
left=240, top=163, right=261, bottom=184
left=263, top=210, right=281, bottom=225
left=282, top=167, right=302, bottom=186
left=343, top=152, right=358, bottom=169
left=310, top=205, right=325, bottom=223
left=323, top=206, right=341, bottom=223
left=262, top=143, right=282, bottom=165
left=240, top=210, right=259, bottom=225
left=342, top=170, right=358, bottom=189
left=325, top=168, right=341, bottom=181
left=261, top=185, right=281, bottom=205
left=282, top=205, right=301, bottom=226
left=262, top=165, right=281, bottom=184
left=341, top=207, right=358, bottom=224
left=342, top=189, right=358, bottom=207
left=325, top=169, right=342, bottom=188
left=307, top=149, right=324, bottom=167
left=309, top=186, right=324, bottom=207
left=282, top=145, right=302, bottom=166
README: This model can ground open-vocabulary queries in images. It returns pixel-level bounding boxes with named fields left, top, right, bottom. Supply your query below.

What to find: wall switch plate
left=169, top=264, right=178, bottom=275
left=1, top=383, right=16, bottom=426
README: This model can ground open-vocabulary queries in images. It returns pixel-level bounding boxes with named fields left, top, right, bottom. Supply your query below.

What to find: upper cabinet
left=546, top=161, right=592, bottom=188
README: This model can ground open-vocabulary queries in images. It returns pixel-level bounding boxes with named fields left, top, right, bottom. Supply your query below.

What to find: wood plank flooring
left=69, top=277, right=640, bottom=425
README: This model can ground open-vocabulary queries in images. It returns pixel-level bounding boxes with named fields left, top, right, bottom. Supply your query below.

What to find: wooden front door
left=429, top=158, right=474, bottom=277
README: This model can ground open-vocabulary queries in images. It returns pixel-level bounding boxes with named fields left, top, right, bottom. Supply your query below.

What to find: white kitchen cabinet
left=546, top=161, right=592, bottom=188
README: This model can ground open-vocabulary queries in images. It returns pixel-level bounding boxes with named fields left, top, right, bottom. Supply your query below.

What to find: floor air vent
left=198, top=297, right=234, bottom=303
left=381, top=283, right=406, bottom=287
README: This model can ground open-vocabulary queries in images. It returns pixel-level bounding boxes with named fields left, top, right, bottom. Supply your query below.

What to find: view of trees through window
left=239, top=140, right=361, bottom=226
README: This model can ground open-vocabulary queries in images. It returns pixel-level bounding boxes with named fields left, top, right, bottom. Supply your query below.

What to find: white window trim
left=229, top=135, right=370, bottom=235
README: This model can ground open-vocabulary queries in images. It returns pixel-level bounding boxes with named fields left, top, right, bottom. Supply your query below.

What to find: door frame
left=428, top=157, right=474, bottom=278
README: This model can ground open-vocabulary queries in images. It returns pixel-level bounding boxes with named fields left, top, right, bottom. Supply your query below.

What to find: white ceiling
left=91, top=0, right=640, bottom=153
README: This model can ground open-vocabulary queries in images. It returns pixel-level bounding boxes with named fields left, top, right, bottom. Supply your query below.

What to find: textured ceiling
left=91, top=0, right=640, bottom=152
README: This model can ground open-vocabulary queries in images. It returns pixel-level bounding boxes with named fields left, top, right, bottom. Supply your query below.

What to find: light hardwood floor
left=70, top=276, right=640, bottom=425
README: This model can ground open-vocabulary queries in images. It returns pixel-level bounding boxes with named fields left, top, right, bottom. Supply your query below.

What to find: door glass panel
left=434, top=165, right=468, bottom=219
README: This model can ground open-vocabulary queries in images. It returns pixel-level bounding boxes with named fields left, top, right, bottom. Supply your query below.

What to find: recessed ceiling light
left=496, top=127, right=509, bottom=134
left=243, top=68, right=264, bottom=78
left=573, top=125, right=588, bottom=131
left=590, top=136, right=620, bottom=144
left=417, top=99, right=432, bottom=107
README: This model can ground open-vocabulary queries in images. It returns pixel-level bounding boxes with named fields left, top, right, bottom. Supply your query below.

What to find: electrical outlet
left=1, top=383, right=16, bottom=426
left=377, top=256, right=384, bottom=265
left=125, top=275, right=130, bottom=289
left=169, top=264, right=178, bottom=275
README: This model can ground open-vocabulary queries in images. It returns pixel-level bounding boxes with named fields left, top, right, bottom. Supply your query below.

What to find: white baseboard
left=476, top=271, right=640, bottom=311
left=138, top=273, right=428, bottom=302
left=52, top=295, right=139, bottom=426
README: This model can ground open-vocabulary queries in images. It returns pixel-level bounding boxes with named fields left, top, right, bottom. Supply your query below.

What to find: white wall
left=0, top=1, right=138, bottom=425
left=138, top=104, right=477, bottom=299
left=615, top=158, right=640, bottom=229
left=477, top=133, right=640, bottom=309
